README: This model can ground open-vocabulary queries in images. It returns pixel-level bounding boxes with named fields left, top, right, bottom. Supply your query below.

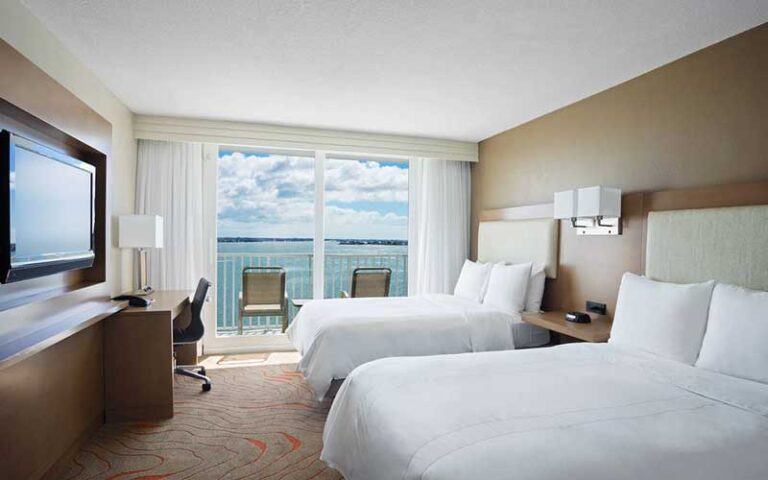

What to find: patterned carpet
left=60, top=363, right=343, bottom=480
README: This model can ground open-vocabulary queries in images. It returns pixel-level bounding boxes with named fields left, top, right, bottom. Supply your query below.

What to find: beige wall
left=472, top=23, right=768, bottom=260
left=1, top=0, right=136, bottom=294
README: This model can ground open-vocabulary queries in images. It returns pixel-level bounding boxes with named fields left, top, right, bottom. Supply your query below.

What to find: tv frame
left=0, top=130, right=96, bottom=284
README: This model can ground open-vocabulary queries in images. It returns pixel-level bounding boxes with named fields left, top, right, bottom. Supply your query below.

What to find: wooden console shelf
left=0, top=298, right=126, bottom=371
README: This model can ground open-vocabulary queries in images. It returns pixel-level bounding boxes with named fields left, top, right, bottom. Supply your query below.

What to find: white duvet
left=322, top=343, right=768, bottom=480
left=286, top=294, right=521, bottom=400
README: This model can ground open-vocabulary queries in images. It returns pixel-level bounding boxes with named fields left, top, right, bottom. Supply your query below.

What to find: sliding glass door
left=204, top=147, right=408, bottom=353
left=324, top=157, right=408, bottom=299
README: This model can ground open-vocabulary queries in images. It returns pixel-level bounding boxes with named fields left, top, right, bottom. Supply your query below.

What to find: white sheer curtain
left=407, top=158, right=471, bottom=295
left=135, top=139, right=206, bottom=290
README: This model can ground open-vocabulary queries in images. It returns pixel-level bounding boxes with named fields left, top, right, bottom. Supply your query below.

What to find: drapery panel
left=407, top=158, right=471, bottom=295
left=135, top=139, right=206, bottom=290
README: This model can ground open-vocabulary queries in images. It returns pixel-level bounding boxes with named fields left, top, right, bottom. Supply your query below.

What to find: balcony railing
left=216, top=253, right=408, bottom=335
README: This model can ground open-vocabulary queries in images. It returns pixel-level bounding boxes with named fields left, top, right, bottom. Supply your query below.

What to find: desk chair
left=341, top=267, right=392, bottom=298
left=174, top=278, right=213, bottom=392
left=238, top=267, right=289, bottom=333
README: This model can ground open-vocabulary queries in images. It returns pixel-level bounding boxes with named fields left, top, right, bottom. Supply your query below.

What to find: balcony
left=216, top=253, right=408, bottom=335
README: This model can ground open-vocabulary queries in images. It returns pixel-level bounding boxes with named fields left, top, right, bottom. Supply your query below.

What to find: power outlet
left=586, top=300, right=607, bottom=315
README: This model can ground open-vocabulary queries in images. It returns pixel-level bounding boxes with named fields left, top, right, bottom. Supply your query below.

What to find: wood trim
left=0, top=298, right=125, bottom=371
left=134, top=115, right=478, bottom=162
left=104, top=290, right=192, bottom=422
left=0, top=323, right=105, bottom=480
left=39, top=413, right=103, bottom=480
left=482, top=181, right=768, bottom=319
left=0, top=97, right=109, bottom=311
left=480, top=202, right=553, bottom=221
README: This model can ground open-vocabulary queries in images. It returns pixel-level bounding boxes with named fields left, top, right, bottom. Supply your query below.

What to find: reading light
left=119, top=215, right=164, bottom=294
left=554, top=186, right=622, bottom=235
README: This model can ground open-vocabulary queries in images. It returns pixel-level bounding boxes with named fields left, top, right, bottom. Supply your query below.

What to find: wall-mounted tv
left=1, top=130, right=96, bottom=283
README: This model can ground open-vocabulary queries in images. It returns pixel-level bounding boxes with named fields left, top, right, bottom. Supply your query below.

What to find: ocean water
left=216, top=240, right=408, bottom=332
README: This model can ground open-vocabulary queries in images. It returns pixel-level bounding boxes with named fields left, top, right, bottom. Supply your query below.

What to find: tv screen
left=1, top=130, right=95, bottom=283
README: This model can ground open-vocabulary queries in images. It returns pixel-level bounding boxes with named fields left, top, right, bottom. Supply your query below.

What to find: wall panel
left=472, top=23, right=768, bottom=314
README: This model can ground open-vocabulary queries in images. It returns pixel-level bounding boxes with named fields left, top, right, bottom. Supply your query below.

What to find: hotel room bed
left=286, top=293, right=549, bottom=399
left=288, top=217, right=559, bottom=399
left=322, top=343, right=768, bottom=480
left=322, top=204, right=768, bottom=480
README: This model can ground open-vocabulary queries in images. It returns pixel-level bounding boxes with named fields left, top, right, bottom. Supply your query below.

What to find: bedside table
left=521, top=311, right=612, bottom=343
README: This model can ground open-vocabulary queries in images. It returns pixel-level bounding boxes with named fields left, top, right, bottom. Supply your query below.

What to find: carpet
left=59, top=363, right=343, bottom=479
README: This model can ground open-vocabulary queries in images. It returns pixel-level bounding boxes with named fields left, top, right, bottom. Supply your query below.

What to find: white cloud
left=217, top=152, right=408, bottom=239
left=325, top=159, right=408, bottom=203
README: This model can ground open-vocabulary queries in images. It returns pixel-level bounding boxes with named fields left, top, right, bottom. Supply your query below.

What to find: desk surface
left=119, top=290, right=192, bottom=317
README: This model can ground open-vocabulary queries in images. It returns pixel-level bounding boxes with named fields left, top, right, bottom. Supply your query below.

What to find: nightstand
left=521, top=310, right=612, bottom=343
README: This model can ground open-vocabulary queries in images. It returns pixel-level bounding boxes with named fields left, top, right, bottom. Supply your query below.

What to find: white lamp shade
left=118, top=215, right=163, bottom=248
left=576, top=186, right=621, bottom=218
left=553, top=190, right=578, bottom=219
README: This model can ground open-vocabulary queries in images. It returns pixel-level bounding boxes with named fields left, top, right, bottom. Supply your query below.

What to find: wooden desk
left=104, top=290, right=192, bottom=422
left=521, top=310, right=612, bottom=343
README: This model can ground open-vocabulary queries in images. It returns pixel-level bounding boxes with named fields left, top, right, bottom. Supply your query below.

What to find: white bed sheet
left=322, top=343, right=768, bottom=480
left=286, top=294, right=541, bottom=399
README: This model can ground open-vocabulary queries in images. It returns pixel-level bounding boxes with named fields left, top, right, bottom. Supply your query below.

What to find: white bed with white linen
left=287, top=218, right=558, bottom=400
left=288, top=294, right=544, bottom=399
left=322, top=342, right=768, bottom=480
left=321, top=204, right=768, bottom=479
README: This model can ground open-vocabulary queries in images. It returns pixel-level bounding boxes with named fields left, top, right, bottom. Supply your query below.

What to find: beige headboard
left=477, top=219, right=559, bottom=278
left=646, top=205, right=768, bottom=290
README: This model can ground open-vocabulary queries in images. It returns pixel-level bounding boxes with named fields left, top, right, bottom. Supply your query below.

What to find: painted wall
left=1, top=0, right=136, bottom=293
left=472, top=23, right=768, bottom=260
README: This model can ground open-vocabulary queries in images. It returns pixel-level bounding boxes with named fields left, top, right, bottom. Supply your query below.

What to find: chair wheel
left=202, top=383, right=212, bottom=392
left=198, top=367, right=206, bottom=375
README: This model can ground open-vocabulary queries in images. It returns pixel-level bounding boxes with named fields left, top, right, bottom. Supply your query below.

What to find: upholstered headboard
left=477, top=219, right=559, bottom=278
left=645, top=205, right=768, bottom=290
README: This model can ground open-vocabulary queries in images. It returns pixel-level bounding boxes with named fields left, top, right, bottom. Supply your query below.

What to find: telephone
left=112, top=295, right=153, bottom=307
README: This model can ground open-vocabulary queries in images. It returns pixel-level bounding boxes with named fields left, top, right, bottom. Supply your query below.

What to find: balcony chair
left=341, top=267, right=392, bottom=298
left=239, top=266, right=289, bottom=333
left=174, top=277, right=213, bottom=392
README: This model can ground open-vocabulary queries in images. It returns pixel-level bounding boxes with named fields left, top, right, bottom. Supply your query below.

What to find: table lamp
left=118, top=215, right=163, bottom=295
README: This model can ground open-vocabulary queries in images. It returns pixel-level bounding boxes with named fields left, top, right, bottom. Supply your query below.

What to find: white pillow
left=524, top=266, right=546, bottom=312
left=453, top=260, right=493, bottom=302
left=696, top=283, right=768, bottom=384
left=609, top=272, right=715, bottom=364
left=483, top=262, right=532, bottom=314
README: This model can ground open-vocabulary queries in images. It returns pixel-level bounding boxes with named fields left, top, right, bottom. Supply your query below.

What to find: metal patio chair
left=238, top=266, right=289, bottom=333
left=341, top=267, right=392, bottom=298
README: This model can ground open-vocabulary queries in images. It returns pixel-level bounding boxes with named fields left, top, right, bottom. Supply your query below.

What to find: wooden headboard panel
left=479, top=180, right=768, bottom=316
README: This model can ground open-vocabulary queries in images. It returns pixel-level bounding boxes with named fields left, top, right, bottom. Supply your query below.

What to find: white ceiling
left=20, top=0, right=768, bottom=142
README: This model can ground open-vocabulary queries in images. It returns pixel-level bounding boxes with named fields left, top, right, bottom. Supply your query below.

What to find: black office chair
left=174, top=278, right=213, bottom=392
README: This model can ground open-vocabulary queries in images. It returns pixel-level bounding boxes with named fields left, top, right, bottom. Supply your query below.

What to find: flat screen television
left=1, top=130, right=96, bottom=283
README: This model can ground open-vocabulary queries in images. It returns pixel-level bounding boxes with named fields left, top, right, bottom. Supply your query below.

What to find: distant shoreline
left=218, top=237, right=407, bottom=246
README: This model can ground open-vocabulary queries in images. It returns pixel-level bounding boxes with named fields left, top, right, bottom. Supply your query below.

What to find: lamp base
left=133, top=286, right=155, bottom=296
left=136, top=249, right=155, bottom=294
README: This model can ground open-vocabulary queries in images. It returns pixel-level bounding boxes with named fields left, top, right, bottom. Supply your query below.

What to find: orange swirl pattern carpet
left=60, top=363, right=343, bottom=480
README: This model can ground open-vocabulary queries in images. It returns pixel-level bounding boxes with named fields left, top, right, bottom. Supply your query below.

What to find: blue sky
left=217, top=151, right=408, bottom=240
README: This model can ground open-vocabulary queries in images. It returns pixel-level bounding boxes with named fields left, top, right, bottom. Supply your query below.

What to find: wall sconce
left=554, top=186, right=622, bottom=235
